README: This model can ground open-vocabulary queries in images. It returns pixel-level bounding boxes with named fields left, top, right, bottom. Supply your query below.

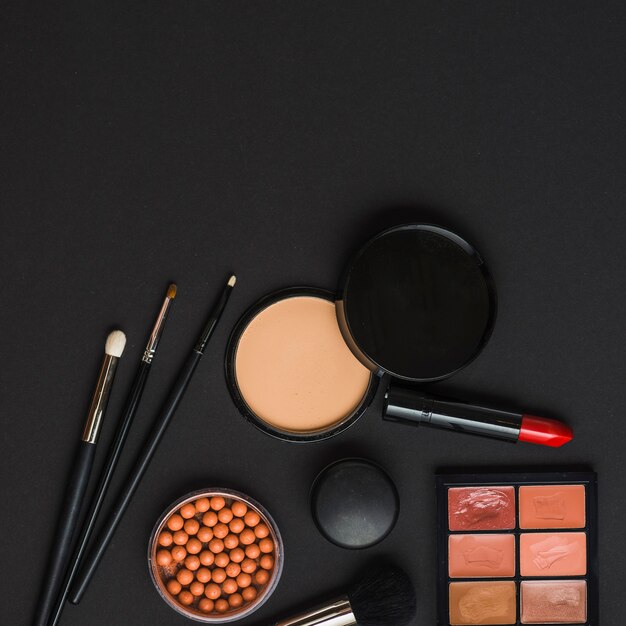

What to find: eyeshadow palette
left=437, top=472, right=598, bottom=625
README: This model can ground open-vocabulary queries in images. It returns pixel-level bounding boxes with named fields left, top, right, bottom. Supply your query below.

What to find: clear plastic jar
left=148, top=488, right=283, bottom=622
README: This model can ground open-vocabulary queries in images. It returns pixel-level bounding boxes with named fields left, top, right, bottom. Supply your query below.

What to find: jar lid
left=337, top=224, right=497, bottom=382
left=310, top=458, right=399, bottom=549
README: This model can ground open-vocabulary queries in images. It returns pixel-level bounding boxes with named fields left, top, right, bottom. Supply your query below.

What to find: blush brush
left=272, top=564, right=417, bottom=626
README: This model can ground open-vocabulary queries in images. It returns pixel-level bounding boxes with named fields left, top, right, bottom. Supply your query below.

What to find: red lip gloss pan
left=383, top=383, right=573, bottom=448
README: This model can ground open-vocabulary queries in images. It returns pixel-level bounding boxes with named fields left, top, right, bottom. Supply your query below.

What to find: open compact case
left=226, top=224, right=497, bottom=442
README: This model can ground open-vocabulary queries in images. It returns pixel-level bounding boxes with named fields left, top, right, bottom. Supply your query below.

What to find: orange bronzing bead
left=195, top=498, right=211, bottom=513
left=231, top=501, right=248, bottom=518
left=196, top=567, right=212, bottom=583
left=242, top=586, right=257, bottom=602
left=229, top=593, right=244, bottom=608
left=180, top=503, right=196, bottom=519
left=215, top=598, right=229, bottom=613
left=203, top=511, right=218, bottom=527
left=205, top=583, right=221, bottom=600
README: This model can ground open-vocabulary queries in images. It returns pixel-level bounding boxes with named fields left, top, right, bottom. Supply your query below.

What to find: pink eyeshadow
left=448, top=486, right=516, bottom=531
left=449, top=534, right=516, bottom=578
left=520, top=532, right=587, bottom=577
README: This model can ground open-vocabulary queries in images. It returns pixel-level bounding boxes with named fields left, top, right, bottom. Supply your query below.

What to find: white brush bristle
left=228, top=275, right=236, bottom=287
left=105, top=330, right=126, bottom=357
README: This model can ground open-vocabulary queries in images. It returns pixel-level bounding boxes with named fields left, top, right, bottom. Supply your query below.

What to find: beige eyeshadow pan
left=228, top=290, right=375, bottom=440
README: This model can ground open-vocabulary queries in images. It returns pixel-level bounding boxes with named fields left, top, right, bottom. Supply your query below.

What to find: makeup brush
left=272, top=564, right=417, bottom=626
left=47, top=285, right=176, bottom=626
left=69, top=275, right=236, bottom=605
left=33, top=330, right=126, bottom=626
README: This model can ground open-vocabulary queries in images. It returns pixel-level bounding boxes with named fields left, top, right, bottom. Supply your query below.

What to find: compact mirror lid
left=337, top=224, right=497, bottom=382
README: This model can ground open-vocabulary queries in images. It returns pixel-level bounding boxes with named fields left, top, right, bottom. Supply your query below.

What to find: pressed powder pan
left=226, top=224, right=497, bottom=442
left=225, top=288, right=379, bottom=442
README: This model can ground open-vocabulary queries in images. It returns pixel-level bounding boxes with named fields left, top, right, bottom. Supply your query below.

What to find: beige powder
left=234, top=295, right=372, bottom=433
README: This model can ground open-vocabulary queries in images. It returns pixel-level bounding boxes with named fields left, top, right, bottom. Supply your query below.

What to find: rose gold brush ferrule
left=82, top=354, right=120, bottom=444
left=142, top=284, right=176, bottom=364
left=275, top=597, right=355, bottom=626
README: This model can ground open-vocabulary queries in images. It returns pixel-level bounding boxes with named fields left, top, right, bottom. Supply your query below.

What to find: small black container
left=310, top=458, right=399, bottom=549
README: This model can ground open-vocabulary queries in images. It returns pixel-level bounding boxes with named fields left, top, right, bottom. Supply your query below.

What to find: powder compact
left=436, top=471, right=598, bottom=625
left=225, top=224, right=497, bottom=442
left=148, top=489, right=283, bottom=623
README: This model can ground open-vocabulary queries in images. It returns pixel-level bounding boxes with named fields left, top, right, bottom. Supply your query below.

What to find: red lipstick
left=383, top=383, right=574, bottom=448
left=519, top=415, right=574, bottom=447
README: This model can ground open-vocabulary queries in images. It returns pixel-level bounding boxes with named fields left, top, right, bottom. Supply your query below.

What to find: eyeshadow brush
left=47, top=284, right=176, bottom=626
left=33, top=330, right=126, bottom=626
left=69, top=275, right=236, bottom=605
left=271, top=564, right=416, bottom=626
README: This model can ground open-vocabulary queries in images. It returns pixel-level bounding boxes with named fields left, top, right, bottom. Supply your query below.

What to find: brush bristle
left=348, top=564, right=416, bottom=626
left=228, top=275, right=236, bottom=287
left=105, top=330, right=126, bottom=357
left=167, top=283, right=177, bottom=299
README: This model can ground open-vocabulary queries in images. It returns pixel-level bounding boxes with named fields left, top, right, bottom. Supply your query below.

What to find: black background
left=3, top=2, right=625, bottom=625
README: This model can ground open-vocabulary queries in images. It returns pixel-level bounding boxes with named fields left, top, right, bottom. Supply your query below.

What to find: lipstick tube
left=383, top=382, right=573, bottom=448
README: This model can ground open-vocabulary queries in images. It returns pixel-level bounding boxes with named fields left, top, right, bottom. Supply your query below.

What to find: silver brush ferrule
left=274, top=596, right=355, bottom=626
left=82, top=354, right=119, bottom=444
left=142, top=293, right=173, bottom=363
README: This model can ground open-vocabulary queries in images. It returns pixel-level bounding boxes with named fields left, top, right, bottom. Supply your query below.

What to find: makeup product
left=149, top=488, right=283, bottom=622
left=33, top=330, right=126, bottom=626
left=226, top=288, right=378, bottom=442
left=226, top=224, right=571, bottom=445
left=436, top=471, right=598, bottom=625
left=310, top=459, right=399, bottom=549
left=271, top=564, right=416, bottom=626
left=384, top=386, right=573, bottom=447
left=48, top=284, right=177, bottom=626
left=70, top=275, right=236, bottom=604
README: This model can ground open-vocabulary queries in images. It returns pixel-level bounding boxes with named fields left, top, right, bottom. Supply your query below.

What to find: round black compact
left=310, top=459, right=399, bottom=549
left=337, top=224, right=497, bottom=381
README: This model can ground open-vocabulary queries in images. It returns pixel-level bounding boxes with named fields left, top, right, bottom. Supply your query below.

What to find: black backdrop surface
left=2, top=2, right=625, bottom=624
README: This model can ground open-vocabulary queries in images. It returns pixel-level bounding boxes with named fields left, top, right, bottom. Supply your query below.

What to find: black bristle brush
left=273, top=564, right=417, bottom=626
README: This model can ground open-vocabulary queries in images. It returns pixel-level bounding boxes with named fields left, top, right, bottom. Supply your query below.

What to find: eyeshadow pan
left=449, top=581, right=517, bottom=625
left=449, top=534, right=516, bottom=578
left=520, top=532, right=586, bottom=577
left=519, top=485, right=586, bottom=529
left=448, top=487, right=515, bottom=531
left=521, top=580, right=587, bottom=624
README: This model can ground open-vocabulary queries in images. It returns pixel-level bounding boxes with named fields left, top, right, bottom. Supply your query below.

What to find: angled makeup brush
left=272, top=564, right=417, bottom=626
left=69, top=275, right=236, bottom=605
left=48, top=284, right=176, bottom=626
left=33, top=330, right=126, bottom=626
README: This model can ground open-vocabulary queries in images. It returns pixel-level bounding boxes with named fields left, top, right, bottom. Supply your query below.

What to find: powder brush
left=272, top=564, right=416, bottom=626
left=33, top=330, right=126, bottom=626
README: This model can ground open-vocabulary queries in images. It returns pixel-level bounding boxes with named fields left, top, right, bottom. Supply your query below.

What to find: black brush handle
left=33, top=441, right=96, bottom=626
left=69, top=349, right=202, bottom=604
left=48, top=361, right=151, bottom=626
